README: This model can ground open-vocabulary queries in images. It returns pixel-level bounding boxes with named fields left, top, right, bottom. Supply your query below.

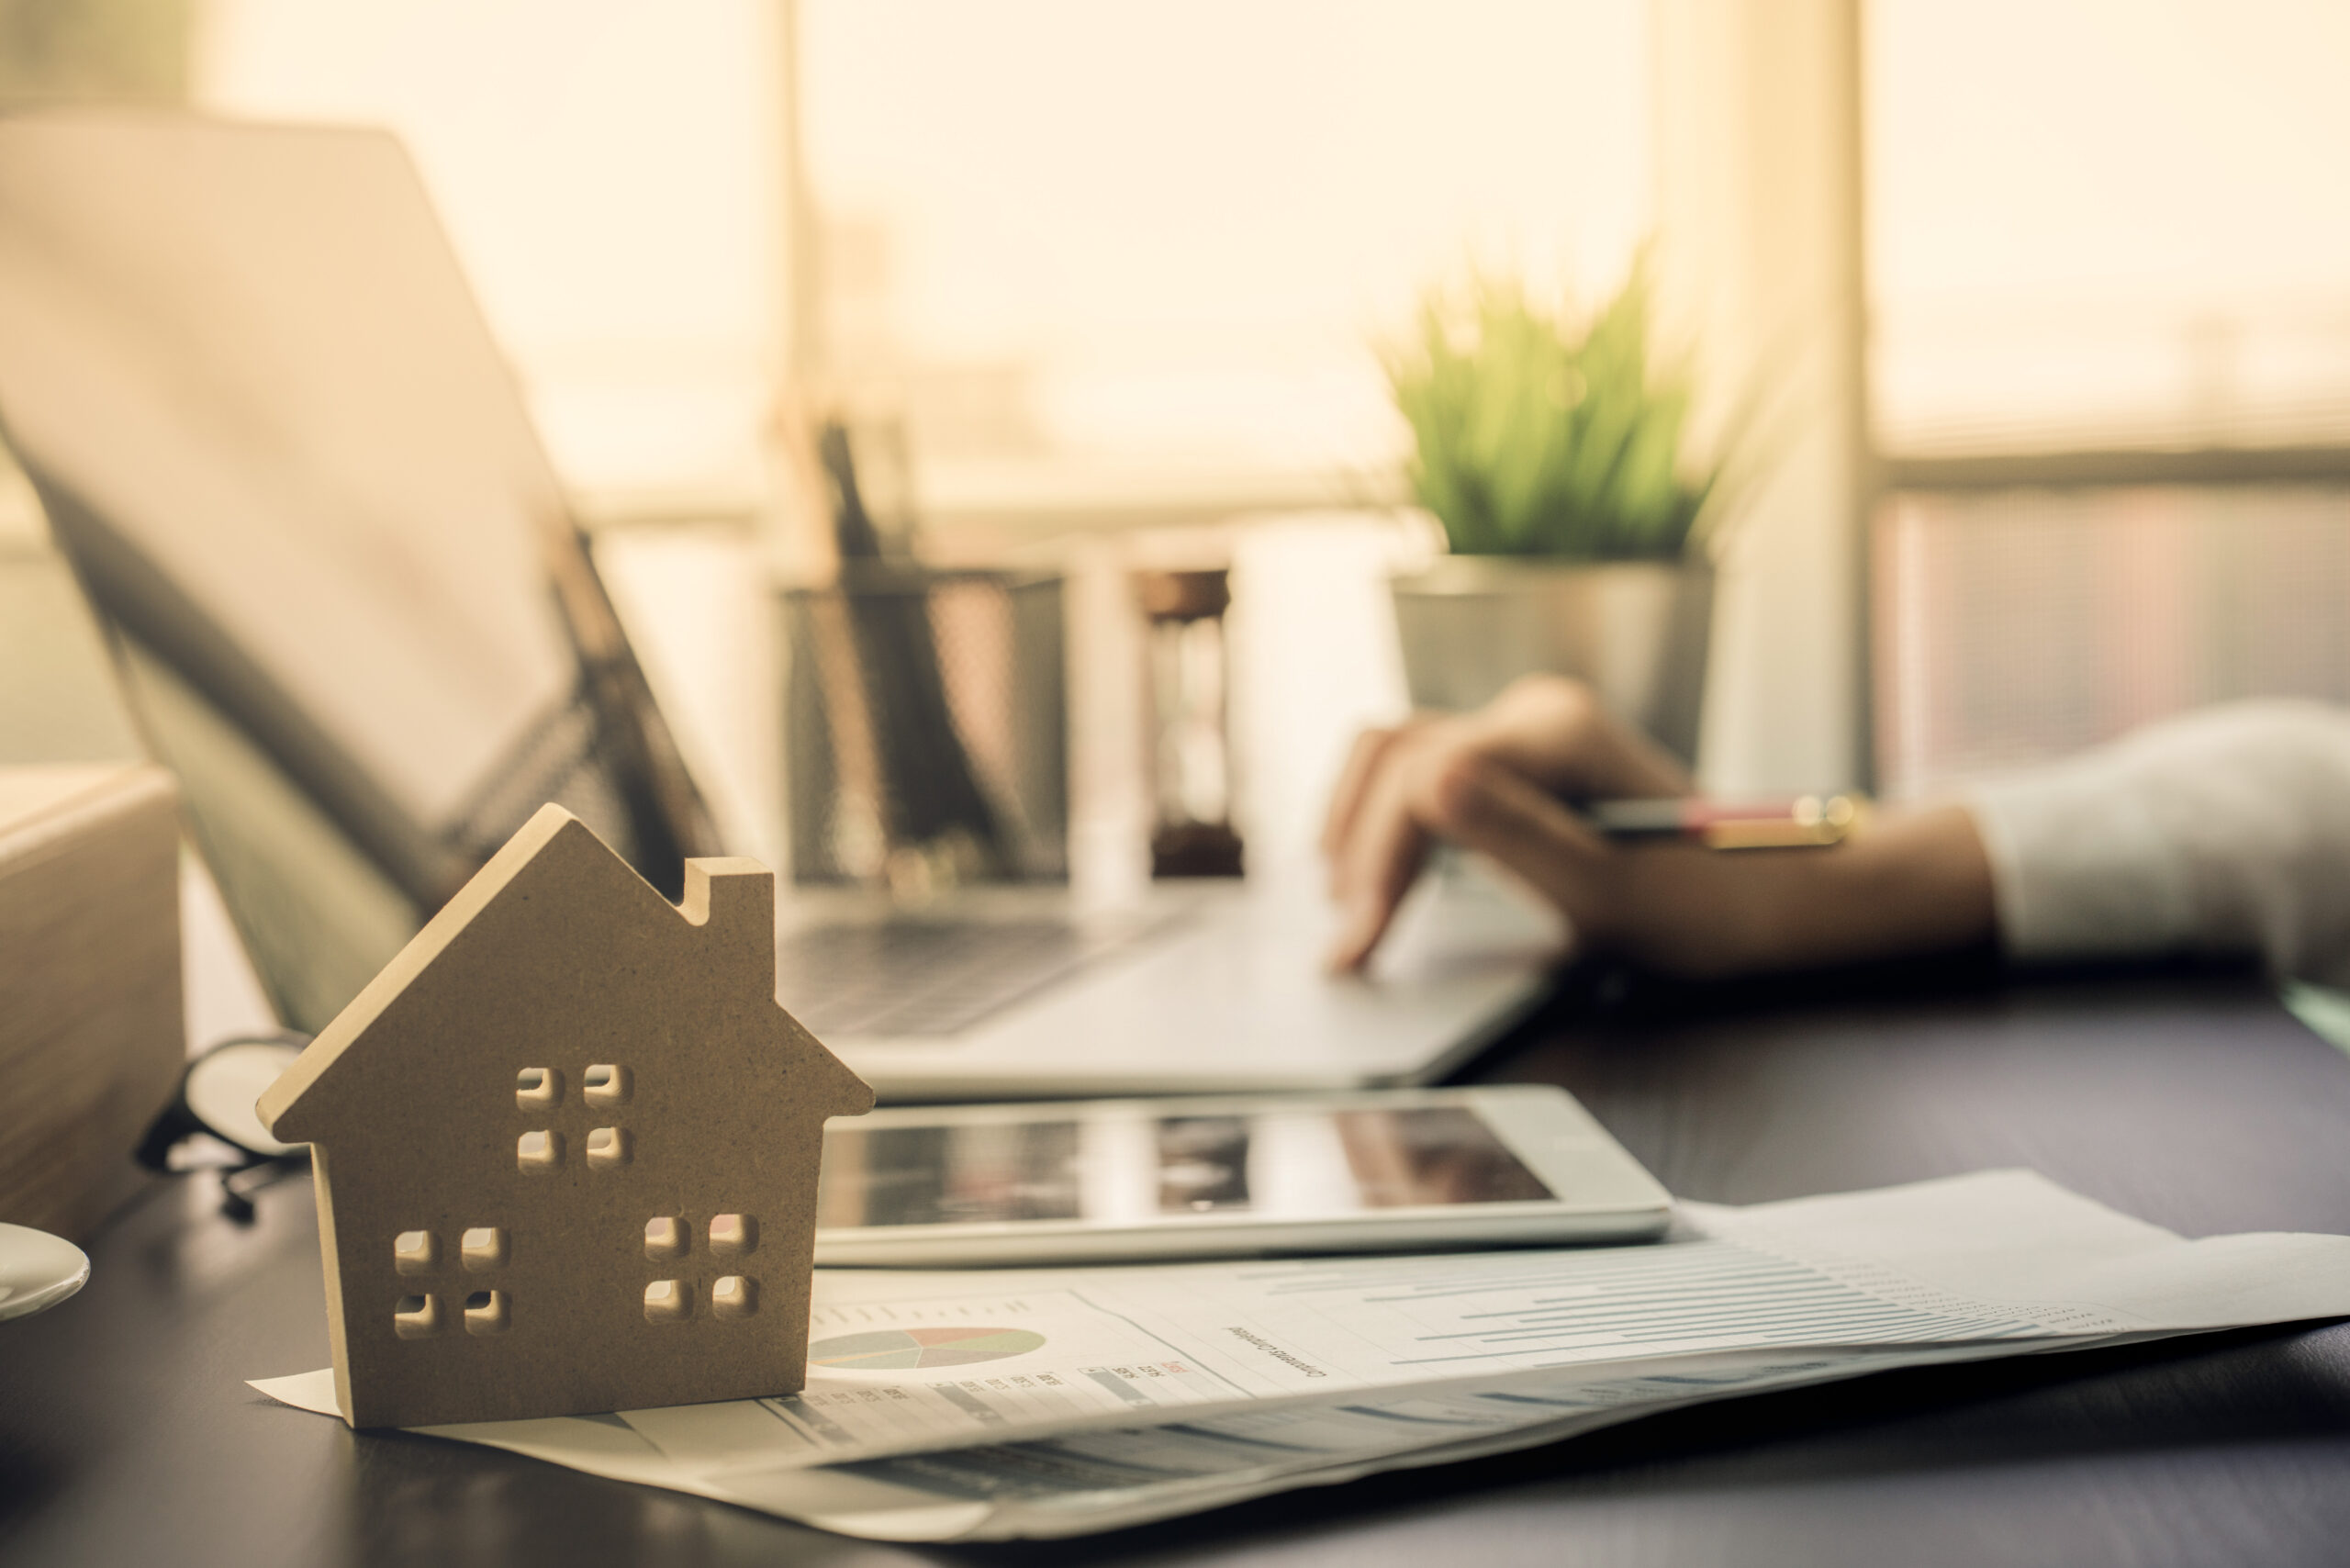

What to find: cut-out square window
left=464, top=1290, right=511, bottom=1336
left=518, top=1130, right=563, bottom=1173
left=461, top=1227, right=509, bottom=1271
left=644, top=1216, right=688, bottom=1261
left=711, top=1275, right=758, bottom=1320
left=643, top=1279, right=693, bottom=1323
left=392, top=1230, right=437, bottom=1275
left=585, top=1126, right=632, bottom=1171
left=708, top=1214, right=757, bottom=1257
left=516, top=1068, right=563, bottom=1111
left=583, top=1064, right=632, bottom=1108
left=394, top=1294, right=442, bottom=1338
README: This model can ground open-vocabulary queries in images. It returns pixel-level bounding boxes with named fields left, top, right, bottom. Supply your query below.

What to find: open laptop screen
left=0, top=111, right=712, bottom=1030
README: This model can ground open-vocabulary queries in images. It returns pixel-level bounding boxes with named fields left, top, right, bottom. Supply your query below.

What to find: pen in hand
left=1579, top=794, right=1868, bottom=850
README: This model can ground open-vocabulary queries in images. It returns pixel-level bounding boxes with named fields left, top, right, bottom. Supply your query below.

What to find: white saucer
left=0, top=1223, right=90, bottom=1322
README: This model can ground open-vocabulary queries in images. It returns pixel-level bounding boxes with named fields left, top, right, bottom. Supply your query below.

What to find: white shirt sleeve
left=1963, top=700, right=2350, bottom=987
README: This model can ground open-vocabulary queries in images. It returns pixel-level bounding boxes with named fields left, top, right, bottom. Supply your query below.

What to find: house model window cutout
left=257, top=804, right=874, bottom=1428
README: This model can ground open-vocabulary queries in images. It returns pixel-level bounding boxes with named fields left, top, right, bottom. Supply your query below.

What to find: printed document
left=253, top=1170, right=2350, bottom=1541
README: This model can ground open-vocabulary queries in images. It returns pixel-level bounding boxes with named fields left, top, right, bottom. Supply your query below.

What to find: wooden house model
left=257, top=804, right=873, bottom=1428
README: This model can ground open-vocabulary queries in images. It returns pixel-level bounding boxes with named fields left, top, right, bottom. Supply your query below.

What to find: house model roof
left=260, top=804, right=868, bottom=1141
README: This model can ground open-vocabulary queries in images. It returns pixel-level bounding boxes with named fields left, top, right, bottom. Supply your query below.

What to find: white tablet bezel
left=812, top=1085, right=1672, bottom=1266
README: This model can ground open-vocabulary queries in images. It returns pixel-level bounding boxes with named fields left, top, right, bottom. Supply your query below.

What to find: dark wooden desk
left=6, top=969, right=2350, bottom=1567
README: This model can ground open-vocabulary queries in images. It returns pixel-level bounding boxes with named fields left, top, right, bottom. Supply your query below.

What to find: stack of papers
left=254, top=1170, right=2350, bottom=1541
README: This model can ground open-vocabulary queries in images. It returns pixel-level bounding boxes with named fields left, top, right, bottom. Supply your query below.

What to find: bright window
left=194, top=0, right=782, bottom=514
left=1867, top=0, right=2350, bottom=794
left=190, top=2, right=1653, bottom=522
left=1867, top=0, right=2350, bottom=454
left=799, top=0, right=1652, bottom=517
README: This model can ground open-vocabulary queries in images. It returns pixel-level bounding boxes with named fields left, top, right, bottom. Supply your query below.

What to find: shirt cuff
left=1963, top=763, right=2196, bottom=962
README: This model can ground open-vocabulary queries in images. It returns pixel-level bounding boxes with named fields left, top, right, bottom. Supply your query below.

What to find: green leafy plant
left=1386, top=263, right=1718, bottom=560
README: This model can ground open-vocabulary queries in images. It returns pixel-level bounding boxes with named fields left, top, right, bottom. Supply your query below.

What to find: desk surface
left=6, top=968, right=2349, bottom=1567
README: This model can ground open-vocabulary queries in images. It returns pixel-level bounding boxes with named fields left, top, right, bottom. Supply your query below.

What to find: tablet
left=812, top=1086, right=1672, bottom=1265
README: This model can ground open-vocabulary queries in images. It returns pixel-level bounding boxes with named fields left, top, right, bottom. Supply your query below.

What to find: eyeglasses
left=136, top=1032, right=312, bottom=1223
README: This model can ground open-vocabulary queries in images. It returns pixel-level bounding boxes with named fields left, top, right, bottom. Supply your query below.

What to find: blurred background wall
left=6, top=0, right=2348, bottom=854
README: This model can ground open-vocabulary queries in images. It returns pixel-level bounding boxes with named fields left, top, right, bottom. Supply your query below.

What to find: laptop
left=0, top=110, right=1559, bottom=1099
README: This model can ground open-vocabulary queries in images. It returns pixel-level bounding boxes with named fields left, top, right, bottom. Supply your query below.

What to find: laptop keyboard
left=776, top=918, right=1109, bottom=1040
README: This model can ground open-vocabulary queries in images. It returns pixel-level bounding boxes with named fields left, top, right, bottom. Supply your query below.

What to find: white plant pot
left=1389, top=557, right=1713, bottom=767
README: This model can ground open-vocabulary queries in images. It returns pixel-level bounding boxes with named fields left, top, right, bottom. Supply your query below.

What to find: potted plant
left=1384, top=263, right=1725, bottom=765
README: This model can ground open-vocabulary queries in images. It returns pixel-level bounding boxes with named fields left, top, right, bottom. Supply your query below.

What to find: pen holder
left=781, top=566, right=1067, bottom=889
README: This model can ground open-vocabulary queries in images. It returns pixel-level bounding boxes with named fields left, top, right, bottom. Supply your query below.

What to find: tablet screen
left=817, top=1105, right=1556, bottom=1230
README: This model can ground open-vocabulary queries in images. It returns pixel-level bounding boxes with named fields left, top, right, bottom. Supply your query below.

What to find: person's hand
left=1321, top=676, right=1687, bottom=969
left=1319, top=675, right=1998, bottom=978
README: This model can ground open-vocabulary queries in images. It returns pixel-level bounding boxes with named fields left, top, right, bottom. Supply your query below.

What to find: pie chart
left=808, top=1326, right=1047, bottom=1371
